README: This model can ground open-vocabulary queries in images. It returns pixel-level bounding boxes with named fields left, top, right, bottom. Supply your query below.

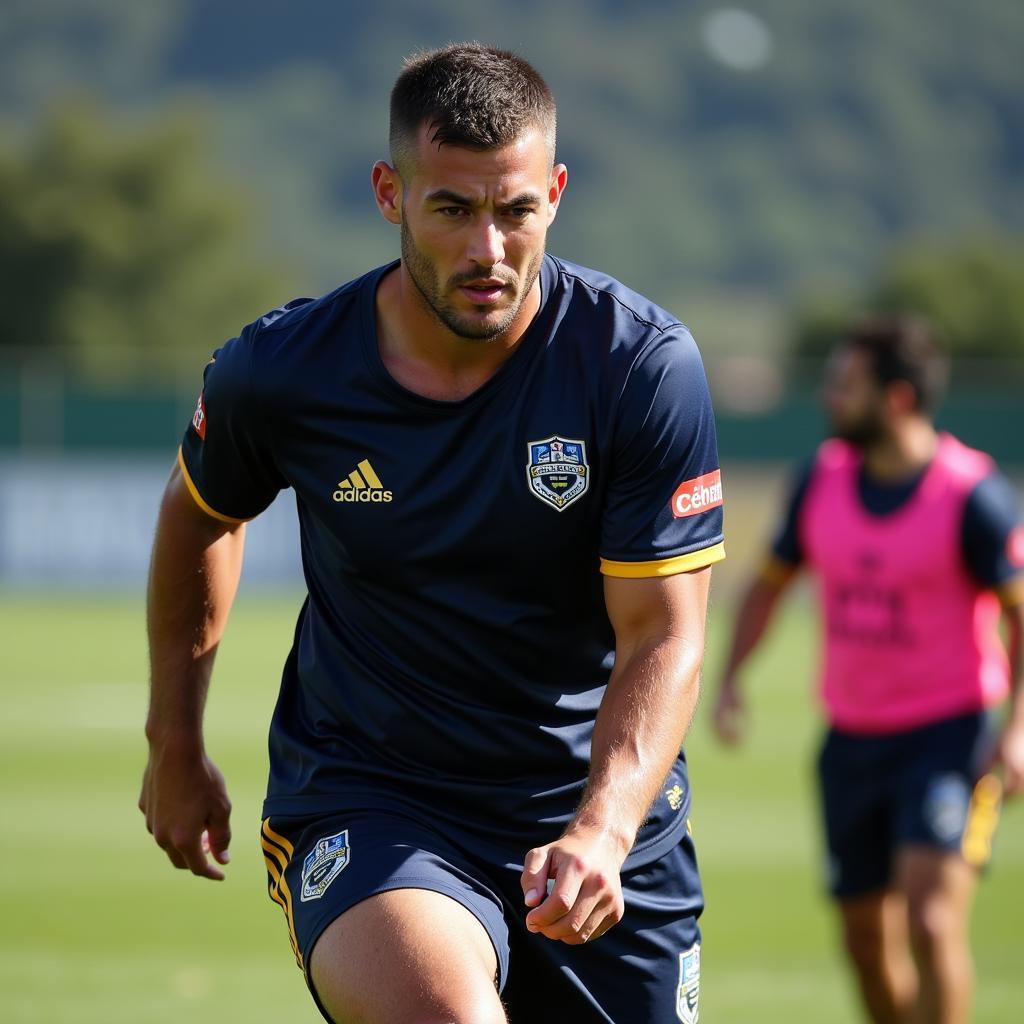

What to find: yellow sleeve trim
left=998, top=576, right=1024, bottom=610
left=600, top=541, right=726, bottom=578
left=760, top=554, right=800, bottom=587
left=177, top=447, right=251, bottom=525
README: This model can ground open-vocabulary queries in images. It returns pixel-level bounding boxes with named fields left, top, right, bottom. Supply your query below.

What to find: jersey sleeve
left=961, top=471, right=1024, bottom=604
left=769, top=460, right=814, bottom=569
left=178, top=322, right=286, bottom=522
left=599, top=327, right=725, bottom=578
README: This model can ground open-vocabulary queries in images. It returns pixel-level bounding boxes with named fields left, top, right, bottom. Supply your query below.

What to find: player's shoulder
left=547, top=255, right=690, bottom=340
left=220, top=263, right=392, bottom=377
left=936, top=432, right=996, bottom=486
left=248, top=264, right=386, bottom=340
left=812, top=437, right=857, bottom=471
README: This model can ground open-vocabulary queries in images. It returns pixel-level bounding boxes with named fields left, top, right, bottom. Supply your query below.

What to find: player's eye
left=438, top=206, right=468, bottom=218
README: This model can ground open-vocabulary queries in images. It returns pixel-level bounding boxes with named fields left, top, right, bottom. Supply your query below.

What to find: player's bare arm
left=992, top=596, right=1024, bottom=794
left=139, top=460, right=246, bottom=880
left=712, top=558, right=798, bottom=745
left=521, top=565, right=712, bottom=944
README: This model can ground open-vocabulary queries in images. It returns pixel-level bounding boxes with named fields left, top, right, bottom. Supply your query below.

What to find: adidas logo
left=333, top=459, right=393, bottom=503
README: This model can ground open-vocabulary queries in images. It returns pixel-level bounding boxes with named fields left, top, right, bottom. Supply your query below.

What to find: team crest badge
left=300, top=830, right=350, bottom=903
left=924, top=774, right=970, bottom=843
left=526, top=436, right=589, bottom=511
left=676, top=943, right=700, bottom=1023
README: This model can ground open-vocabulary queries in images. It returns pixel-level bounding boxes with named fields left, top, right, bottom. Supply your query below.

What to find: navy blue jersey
left=771, top=454, right=1023, bottom=594
left=180, top=255, right=725, bottom=866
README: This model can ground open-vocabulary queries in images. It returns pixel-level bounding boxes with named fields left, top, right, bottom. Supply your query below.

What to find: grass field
left=2, top=588, right=1022, bottom=1023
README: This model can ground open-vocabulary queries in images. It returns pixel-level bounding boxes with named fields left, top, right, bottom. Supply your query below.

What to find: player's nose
left=467, top=220, right=505, bottom=266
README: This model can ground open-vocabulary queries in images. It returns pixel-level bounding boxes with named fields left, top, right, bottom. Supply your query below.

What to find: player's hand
left=712, top=678, right=746, bottom=745
left=139, top=734, right=232, bottom=880
left=520, top=827, right=626, bottom=945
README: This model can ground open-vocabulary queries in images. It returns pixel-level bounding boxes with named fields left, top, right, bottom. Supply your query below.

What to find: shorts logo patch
left=924, top=774, right=970, bottom=844
left=526, top=436, right=589, bottom=511
left=300, top=830, right=350, bottom=903
left=676, top=942, right=700, bottom=1023
left=191, top=393, right=207, bottom=440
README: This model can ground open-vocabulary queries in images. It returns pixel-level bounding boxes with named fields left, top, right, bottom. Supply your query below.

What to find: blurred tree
left=790, top=235, right=1024, bottom=363
left=0, top=101, right=296, bottom=378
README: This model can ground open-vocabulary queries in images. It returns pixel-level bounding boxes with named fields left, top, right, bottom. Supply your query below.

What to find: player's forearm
left=570, top=634, right=704, bottom=857
left=145, top=474, right=245, bottom=743
left=1004, top=603, right=1024, bottom=725
left=721, top=573, right=789, bottom=683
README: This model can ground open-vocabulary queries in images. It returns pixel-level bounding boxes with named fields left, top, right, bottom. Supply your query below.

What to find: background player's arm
left=139, top=461, right=246, bottom=880
left=712, top=556, right=800, bottom=745
left=520, top=566, right=712, bottom=944
left=992, top=595, right=1024, bottom=794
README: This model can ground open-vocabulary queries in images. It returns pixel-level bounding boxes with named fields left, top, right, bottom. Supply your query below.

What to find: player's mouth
left=458, top=278, right=510, bottom=305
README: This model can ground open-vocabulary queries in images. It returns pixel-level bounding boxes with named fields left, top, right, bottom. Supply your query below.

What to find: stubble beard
left=831, top=411, right=886, bottom=449
left=400, top=219, right=543, bottom=342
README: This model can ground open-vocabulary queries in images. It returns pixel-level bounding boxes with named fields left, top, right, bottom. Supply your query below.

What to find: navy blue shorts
left=817, top=710, right=1001, bottom=898
left=260, top=807, right=704, bottom=1023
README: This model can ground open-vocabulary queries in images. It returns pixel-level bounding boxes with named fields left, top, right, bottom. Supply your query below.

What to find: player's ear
left=372, top=161, right=403, bottom=225
left=547, top=164, right=568, bottom=224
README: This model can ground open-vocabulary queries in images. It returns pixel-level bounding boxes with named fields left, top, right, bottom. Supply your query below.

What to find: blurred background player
left=712, top=314, right=1024, bottom=1024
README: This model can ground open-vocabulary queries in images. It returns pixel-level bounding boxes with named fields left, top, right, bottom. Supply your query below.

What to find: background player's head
left=372, top=43, right=566, bottom=343
left=388, top=42, right=557, bottom=182
left=823, top=313, right=949, bottom=446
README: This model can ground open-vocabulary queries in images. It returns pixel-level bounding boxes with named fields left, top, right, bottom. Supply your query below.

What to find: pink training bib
left=800, top=433, right=1009, bottom=734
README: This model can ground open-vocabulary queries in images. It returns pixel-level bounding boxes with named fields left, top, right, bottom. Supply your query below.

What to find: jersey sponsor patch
left=191, top=393, right=207, bottom=440
left=671, top=470, right=722, bottom=519
left=526, top=436, right=589, bottom=511
left=675, top=942, right=700, bottom=1023
left=300, top=830, right=350, bottom=902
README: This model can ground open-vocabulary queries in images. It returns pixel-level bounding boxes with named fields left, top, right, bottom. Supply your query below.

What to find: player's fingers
left=540, top=873, right=623, bottom=942
left=158, top=827, right=225, bottom=880
left=205, top=810, right=233, bottom=866
left=521, top=846, right=552, bottom=907
left=563, top=896, right=622, bottom=945
left=526, top=854, right=586, bottom=931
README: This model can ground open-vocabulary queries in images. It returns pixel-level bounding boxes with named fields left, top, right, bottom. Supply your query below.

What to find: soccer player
left=140, top=43, right=723, bottom=1024
left=712, top=315, right=1024, bottom=1024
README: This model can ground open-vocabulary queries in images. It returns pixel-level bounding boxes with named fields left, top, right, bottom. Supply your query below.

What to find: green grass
left=2, top=590, right=1021, bottom=1023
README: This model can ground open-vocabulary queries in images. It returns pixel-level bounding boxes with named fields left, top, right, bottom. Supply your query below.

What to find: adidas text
left=333, top=488, right=392, bottom=503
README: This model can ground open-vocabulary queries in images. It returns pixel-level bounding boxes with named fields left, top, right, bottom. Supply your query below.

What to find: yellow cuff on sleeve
left=600, top=541, right=725, bottom=578
left=177, top=447, right=251, bottom=524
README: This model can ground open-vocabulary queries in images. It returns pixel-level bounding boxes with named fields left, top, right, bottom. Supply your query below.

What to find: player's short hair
left=389, top=42, right=557, bottom=178
left=843, top=313, right=949, bottom=412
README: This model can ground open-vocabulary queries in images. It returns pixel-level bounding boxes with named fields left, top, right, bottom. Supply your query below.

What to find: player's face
left=391, top=126, right=566, bottom=341
left=823, top=346, right=886, bottom=446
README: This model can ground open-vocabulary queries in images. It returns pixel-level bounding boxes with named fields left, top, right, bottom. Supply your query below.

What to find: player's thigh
left=836, top=887, right=907, bottom=954
left=260, top=812, right=510, bottom=1024
left=310, top=887, right=506, bottom=1024
left=893, top=845, right=976, bottom=941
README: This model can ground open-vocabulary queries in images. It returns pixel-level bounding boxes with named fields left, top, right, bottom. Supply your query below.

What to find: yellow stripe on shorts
left=261, top=818, right=303, bottom=971
left=961, top=773, right=1003, bottom=869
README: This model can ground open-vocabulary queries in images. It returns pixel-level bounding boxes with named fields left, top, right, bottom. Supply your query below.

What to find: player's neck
left=374, top=267, right=540, bottom=401
left=862, top=417, right=938, bottom=482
